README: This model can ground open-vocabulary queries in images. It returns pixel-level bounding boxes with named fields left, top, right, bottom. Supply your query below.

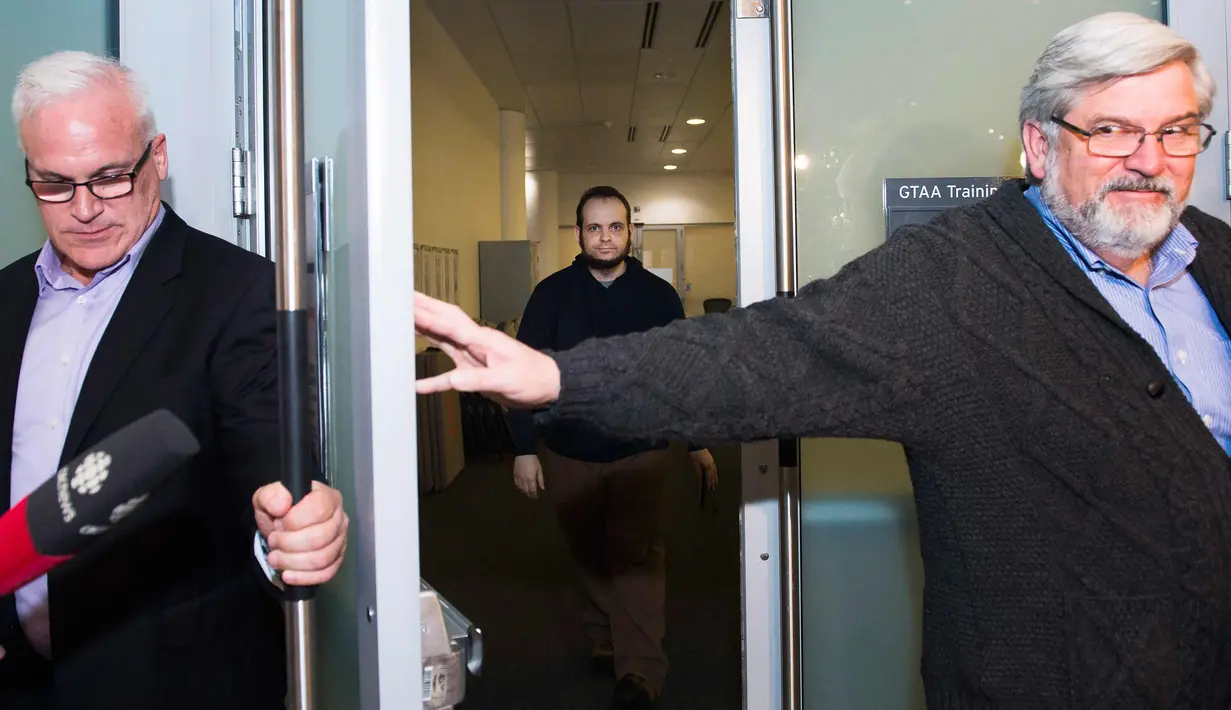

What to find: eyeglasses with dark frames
left=1051, top=115, right=1216, bottom=158
left=24, top=140, right=154, bottom=204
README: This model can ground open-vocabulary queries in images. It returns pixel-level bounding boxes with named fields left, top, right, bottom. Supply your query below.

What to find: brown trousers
left=540, top=445, right=670, bottom=694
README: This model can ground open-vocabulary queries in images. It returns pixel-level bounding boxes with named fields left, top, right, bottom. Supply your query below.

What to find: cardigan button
left=1146, top=380, right=1166, bottom=398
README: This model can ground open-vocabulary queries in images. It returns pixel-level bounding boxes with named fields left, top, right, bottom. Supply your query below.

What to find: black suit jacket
left=0, top=205, right=289, bottom=709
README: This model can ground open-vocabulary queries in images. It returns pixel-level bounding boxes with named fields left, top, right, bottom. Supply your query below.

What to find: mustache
left=1097, top=176, right=1175, bottom=200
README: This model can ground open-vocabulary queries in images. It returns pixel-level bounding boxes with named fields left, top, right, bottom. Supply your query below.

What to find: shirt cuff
left=254, top=531, right=285, bottom=591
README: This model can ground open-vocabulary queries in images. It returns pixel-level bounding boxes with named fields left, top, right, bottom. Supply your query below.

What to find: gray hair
left=11, top=50, right=157, bottom=151
left=1019, top=12, right=1215, bottom=180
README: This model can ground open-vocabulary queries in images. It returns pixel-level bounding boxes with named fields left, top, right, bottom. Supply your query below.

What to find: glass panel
left=641, top=228, right=680, bottom=289
left=790, top=2, right=1164, bottom=708
left=0, top=1, right=113, bottom=268
left=302, top=0, right=360, bottom=704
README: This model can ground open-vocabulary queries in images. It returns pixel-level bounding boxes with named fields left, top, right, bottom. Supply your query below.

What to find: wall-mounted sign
left=883, top=176, right=1016, bottom=240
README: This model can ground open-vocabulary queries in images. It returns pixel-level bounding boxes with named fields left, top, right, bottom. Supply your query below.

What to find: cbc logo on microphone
left=58, top=450, right=113, bottom=525
left=70, top=451, right=111, bottom=495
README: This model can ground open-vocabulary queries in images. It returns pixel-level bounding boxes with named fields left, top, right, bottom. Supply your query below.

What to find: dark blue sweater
left=508, top=255, right=693, bottom=463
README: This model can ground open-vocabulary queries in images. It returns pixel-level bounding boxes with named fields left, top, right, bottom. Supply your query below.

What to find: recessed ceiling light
left=686, top=118, right=705, bottom=125
left=664, top=165, right=678, bottom=170
left=671, top=148, right=687, bottom=154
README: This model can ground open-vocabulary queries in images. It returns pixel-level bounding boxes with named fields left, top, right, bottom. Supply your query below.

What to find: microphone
left=0, top=409, right=200, bottom=596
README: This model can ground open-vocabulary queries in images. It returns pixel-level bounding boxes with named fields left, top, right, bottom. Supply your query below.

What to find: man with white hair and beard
left=415, top=12, right=1231, bottom=707
left=505, top=185, right=717, bottom=709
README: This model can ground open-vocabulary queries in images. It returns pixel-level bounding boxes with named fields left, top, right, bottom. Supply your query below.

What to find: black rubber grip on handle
left=778, top=438, right=799, bottom=468
left=277, top=309, right=317, bottom=601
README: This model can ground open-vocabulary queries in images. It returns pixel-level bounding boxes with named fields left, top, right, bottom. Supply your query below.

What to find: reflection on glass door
left=789, top=1, right=1164, bottom=707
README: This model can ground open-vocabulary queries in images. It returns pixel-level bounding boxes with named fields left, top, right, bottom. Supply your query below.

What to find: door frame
left=731, top=4, right=784, bottom=710
left=347, top=1, right=420, bottom=705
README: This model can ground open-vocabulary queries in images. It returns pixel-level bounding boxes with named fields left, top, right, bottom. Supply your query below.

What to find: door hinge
left=232, top=147, right=251, bottom=218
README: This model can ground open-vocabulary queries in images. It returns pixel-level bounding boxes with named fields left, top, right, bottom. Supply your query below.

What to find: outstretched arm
left=417, top=233, right=953, bottom=448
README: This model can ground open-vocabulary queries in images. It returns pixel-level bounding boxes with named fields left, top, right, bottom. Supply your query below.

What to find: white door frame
left=349, top=0, right=420, bottom=705
left=731, top=5, right=784, bottom=710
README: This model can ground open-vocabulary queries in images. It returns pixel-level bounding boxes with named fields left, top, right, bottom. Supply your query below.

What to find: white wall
left=558, top=171, right=735, bottom=226
left=120, top=0, right=237, bottom=244
left=410, top=0, right=502, bottom=321
left=0, top=2, right=112, bottom=268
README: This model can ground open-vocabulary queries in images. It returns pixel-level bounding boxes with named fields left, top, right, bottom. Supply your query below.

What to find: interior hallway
left=420, top=443, right=743, bottom=709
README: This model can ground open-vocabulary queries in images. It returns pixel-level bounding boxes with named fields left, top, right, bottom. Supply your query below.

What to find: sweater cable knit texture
left=539, top=180, right=1231, bottom=709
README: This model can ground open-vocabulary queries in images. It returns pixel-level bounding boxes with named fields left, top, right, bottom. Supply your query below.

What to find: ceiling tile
left=526, top=84, right=586, bottom=127
left=672, top=43, right=731, bottom=121
left=580, top=83, right=635, bottom=124
left=576, top=53, right=639, bottom=83
left=491, top=2, right=573, bottom=54
left=685, top=102, right=733, bottom=171
left=635, top=48, right=703, bottom=84
left=510, top=53, right=578, bottom=84
left=630, top=82, right=688, bottom=126
left=568, top=3, right=645, bottom=55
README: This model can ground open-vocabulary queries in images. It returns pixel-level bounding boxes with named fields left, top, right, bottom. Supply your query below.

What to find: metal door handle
left=310, top=157, right=334, bottom=485
left=768, top=2, right=803, bottom=709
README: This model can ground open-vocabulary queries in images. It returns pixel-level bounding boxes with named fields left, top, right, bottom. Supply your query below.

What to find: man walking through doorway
left=506, top=186, right=718, bottom=709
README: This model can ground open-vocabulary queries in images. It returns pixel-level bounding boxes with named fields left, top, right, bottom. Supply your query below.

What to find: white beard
left=1040, top=150, right=1184, bottom=261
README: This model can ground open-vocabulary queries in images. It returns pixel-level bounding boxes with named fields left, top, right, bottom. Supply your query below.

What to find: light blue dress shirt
left=1025, top=186, right=1231, bottom=456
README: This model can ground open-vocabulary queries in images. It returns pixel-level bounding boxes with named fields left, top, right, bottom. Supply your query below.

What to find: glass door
left=787, top=2, right=1169, bottom=708
left=731, top=2, right=1231, bottom=710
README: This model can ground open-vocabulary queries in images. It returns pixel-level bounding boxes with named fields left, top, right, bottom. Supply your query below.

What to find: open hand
left=414, top=292, right=561, bottom=409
